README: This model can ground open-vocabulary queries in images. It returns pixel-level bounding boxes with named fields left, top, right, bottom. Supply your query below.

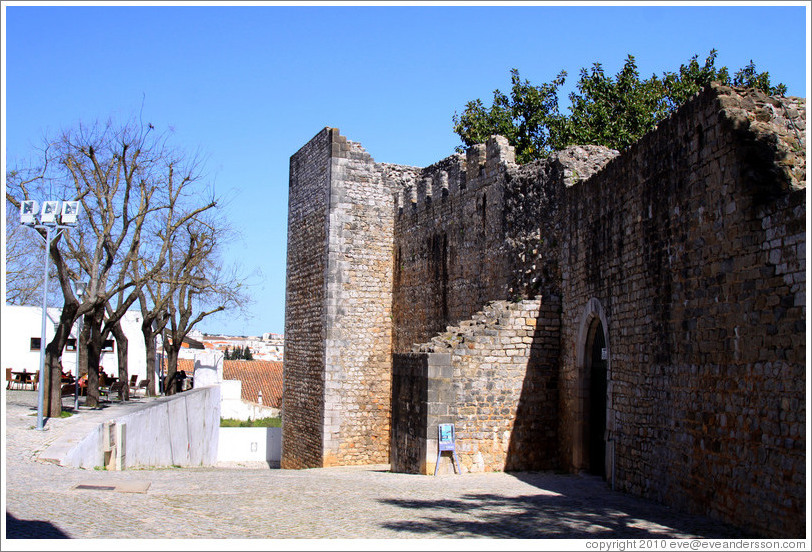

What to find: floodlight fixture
left=73, top=280, right=88, bottom=299
left=20, top=200, right=39, bottom=225
left=40, top=201, right=60, bottom=224
left=61, top=201, right=80, bottom=225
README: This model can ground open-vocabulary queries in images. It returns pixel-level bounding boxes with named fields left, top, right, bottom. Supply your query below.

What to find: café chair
left=6, top=368, right=21, bottom=390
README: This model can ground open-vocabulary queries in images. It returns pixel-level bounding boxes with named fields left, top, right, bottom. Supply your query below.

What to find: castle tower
left=282, top=128, right=397, bottom=468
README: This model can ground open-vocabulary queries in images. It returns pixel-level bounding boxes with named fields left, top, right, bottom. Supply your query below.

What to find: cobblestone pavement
left=3, top=389, right=747, bottom=544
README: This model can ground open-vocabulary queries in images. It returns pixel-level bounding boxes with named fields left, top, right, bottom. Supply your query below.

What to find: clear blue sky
left=3, top=2, right=809, bottom=337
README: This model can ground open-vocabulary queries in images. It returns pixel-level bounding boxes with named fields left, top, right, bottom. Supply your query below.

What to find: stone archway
left=587, top=319, right=607, bottom=477
left=573, top=298, right=612, bottom=479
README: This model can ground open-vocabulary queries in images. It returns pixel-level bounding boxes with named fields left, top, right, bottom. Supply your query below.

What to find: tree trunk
left=44, top=303, right=78, bottom=417
left=140, top=316, right=160, bottom=397
left=142, top=326, right=155, bottom=397
left=111, top=321, right=129, bottom=400
left=84, top=306, right=105, bottom=408
left=164, top=346, right=180, bottom=396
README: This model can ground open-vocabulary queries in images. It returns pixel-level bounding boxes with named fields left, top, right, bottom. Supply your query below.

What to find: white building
left=1, top=305, right=150, bottom=383
left=192, top=331, right=284, bottom=362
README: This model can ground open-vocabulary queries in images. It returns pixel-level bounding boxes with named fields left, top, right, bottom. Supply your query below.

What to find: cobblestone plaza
left=2, top=390, right=748, bottom=544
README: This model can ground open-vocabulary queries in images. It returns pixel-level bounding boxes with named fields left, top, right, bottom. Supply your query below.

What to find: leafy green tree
left=731, top=59, right=787, bottom=95
left=562, top=55, right=668, bottom=151
left=453, top=69, right=568, bottom=164
left=243, top=346, right=253, bottom=361
left=658, top=49, right=731, bottom=112
left=453, top=50, right=787, bottom=161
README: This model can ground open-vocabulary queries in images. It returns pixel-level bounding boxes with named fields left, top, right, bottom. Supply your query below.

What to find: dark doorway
left=587, top=321, right=607, bottom=477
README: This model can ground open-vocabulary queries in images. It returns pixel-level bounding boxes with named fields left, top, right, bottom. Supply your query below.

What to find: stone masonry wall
left=392, top=137, right=617, bottom=352
left=390, top=352, right=452, bottom=474
left=321, top=133, right=398, bottom=466
left=392, top=296, right=561, bottom=474
left=282, top=128, right=331, bottom=469
left=557, top=85, right=806, bottom=537
left=284, top=128, right=403, bottom=468
left=392, top=137, right=516, bottom=352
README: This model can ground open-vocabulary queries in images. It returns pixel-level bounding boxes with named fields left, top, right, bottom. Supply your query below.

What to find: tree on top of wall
left=453, top=50, right=788, bottom=163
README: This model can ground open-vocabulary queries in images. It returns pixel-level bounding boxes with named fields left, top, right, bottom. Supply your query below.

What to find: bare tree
left=6, top=117, right=217, bottom=413
left=159, top=215, right=251, bottom=396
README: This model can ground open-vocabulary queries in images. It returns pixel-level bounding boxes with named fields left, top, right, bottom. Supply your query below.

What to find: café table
left=12, top=371, right=36, bottom=390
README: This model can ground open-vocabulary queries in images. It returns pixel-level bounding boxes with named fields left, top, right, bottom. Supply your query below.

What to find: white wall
left=193, top=349, right=224, bottom=388
left=1, top=305, right=149, bottom=382
left=48, top=386, right=221, bottom=469
left=218, top=427, right=281, bottom=466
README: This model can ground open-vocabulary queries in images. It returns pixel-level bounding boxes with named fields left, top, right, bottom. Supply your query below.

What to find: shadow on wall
left=5, top=512, right=70, bottom=539
left=376, top=472, right=748, bottom=539
left=505, top=296, right=561, bottom=472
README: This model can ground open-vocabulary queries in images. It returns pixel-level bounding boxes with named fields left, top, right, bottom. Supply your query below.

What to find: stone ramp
left=37, top=396, right=163, bottom=466
left=36, top=387, right=220, bottom=469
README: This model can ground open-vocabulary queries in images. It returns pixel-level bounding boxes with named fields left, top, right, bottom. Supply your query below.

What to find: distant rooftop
left=223, top=360, right=283, bottom=408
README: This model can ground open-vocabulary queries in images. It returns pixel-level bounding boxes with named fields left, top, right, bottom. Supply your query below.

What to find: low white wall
left=217, top=427, right=281, bottom=466
left=60, top=386, right=220, bottom=469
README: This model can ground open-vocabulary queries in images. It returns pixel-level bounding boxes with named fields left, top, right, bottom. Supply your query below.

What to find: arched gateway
left=574, top=298, right=612, bottom=480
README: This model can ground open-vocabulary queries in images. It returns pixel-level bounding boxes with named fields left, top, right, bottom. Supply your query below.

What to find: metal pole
left=74, top=315, right=82, bottom=411
left=36, top=226, right=52, bottom=431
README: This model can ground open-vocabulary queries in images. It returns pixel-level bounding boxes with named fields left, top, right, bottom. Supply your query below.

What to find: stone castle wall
left=284, top=85, right=806, bottom=536
left=556, top=84, right=806, bottom=537
left=283, top=129, right=401, bottom=468
left=392, top=137, right=514, bottom=351
left=282, top=128, right=331, bottom=469
left=321, top=134, right=400, bottom=466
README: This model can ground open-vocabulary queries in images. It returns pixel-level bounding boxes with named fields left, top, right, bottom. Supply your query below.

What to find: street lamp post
left=20, top=199, right=81, bottom=431
left=72, top=281, right=88, bottom=411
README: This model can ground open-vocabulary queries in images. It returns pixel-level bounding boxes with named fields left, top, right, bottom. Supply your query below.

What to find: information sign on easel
left=434, top=423, right=461, bottom=475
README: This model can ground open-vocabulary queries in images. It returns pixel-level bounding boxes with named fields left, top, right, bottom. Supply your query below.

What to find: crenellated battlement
left=391, top=135, right=517, bottom=215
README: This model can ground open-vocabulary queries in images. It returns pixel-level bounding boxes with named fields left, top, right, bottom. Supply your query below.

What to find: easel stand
left=434, top=423, right=461, bottom=475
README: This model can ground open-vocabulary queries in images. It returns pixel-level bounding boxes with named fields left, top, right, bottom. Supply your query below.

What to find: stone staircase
left=411, top=298, right=543, bottom=353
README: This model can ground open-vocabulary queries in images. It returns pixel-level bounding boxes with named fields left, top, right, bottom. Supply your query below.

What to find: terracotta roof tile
left=222, top=360, right=283, bottom=408
left=161, top=358, right=195, bottom=374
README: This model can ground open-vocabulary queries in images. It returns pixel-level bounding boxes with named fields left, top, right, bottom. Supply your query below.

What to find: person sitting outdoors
left=176, top=370, right=187, bottom=393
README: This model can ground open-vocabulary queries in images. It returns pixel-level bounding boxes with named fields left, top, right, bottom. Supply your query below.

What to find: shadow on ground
left=5, top=512, right=70, bottom=539
left=378, top=471, right=747, bottom=539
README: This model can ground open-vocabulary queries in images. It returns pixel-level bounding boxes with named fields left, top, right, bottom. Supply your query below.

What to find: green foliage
left=453, top=50, right=787, bottom=161
left=220, top=417, right=281, bottom=427
left=563, top=55, right=668, bottom=151
left=223, top=345, right=253, bottom=360
left=453, top=68, right=568, bottom=164
left=732, top=60, right=787, bottom=96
